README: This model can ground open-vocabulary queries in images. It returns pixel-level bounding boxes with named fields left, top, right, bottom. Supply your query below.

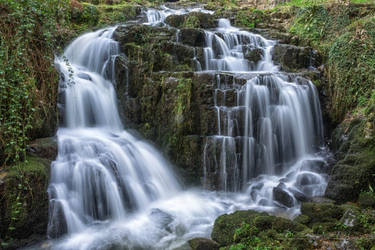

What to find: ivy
left=0, top=0, right=70, bottom=165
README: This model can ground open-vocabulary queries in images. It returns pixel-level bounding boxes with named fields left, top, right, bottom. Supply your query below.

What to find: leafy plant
left=0, top=0, right=70, bottom=165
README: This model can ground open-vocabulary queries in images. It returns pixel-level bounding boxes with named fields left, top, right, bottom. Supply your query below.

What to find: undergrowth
left=0, top=0, right=70, bottom=166
left=288, top=4, right=375, bottom=123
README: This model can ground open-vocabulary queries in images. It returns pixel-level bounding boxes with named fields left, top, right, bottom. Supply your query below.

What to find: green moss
left=212, top=210, right=308, bottom=249
left=301, top=202, right=344, bottom=224
left=234, top=9, right=264, bottom=28
left=0, top=156, right=50, bottom=243
left=96, top=3, right=141, bottom=24
left=184, top=15, right=201, bottom=28
left=359, top=191, right=375, bottom=208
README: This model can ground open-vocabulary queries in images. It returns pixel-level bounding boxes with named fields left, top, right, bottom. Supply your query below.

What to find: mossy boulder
left=97, top=4, right=142, bottom=24
left=188, top=237, right=219, bottom=250
left=358, top=192, right=375, bottom=208
left=211, top=210, right=264, bottom=246
left=0, top=156, right=50, bottom=249
left=165, top=12, right=216, bottom=29
left=300, top=202, right=344, bottom=225
left=326, top=114, right=375, bottom=203
left=71, top=3, right=100, bottom=26
left=211, top=210, right=306, bottom=247
left=212, top=209, right=310, bottom=249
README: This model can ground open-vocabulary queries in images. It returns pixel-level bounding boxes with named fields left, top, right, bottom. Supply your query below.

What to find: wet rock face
left=272, top=44, right=321, bottom=71
left=179, top=28, right=206, bottom=47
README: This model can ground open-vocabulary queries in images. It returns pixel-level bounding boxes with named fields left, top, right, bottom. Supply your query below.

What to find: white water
left=45, top=8, right=329, bottom=250
left=200, top=20, right=327, bottom=209
left=48, top=25, right=254, bottom=250
left=202, top=19, right=278, bottom=72
left=145, top=5, right=214, bottom=26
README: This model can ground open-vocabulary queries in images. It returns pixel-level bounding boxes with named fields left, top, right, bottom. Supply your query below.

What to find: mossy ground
left=211, top=202, right=375, bottom=250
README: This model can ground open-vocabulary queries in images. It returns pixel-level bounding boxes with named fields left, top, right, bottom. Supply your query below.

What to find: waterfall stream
left=45, top=6, right=329, bottom=250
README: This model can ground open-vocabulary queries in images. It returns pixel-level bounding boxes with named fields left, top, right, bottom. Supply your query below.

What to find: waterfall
left=202, top=19, right=278, bottom=72
left=47, top=8, right=329, bottom=250
left=201, top=20, right=327, bottom=208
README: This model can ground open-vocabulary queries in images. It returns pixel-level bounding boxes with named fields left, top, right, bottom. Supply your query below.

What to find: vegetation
left=211, top=203, right=375, bottom=249
left=2, top=0, right=375, bottom=248
left=0, top=156, right=50, bottom=247
left=0, top=0, right=71, bottom=166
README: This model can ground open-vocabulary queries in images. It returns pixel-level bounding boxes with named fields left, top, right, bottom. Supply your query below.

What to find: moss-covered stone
left=71, top=3, right=100, bottom=26
left=326, top=113, right=375, bottom=203
left=211, top=210, right=264, bottom=246
left=359, top=192, right=375, bottom=208
left=300, top=202, right=344, bottom=225
left=0, top=155, right=50, bottom=248
left=165, top=12, right=216, bottom=29
left=188, top=237, right=219, bottom=250
left=211, top=209, right=312, bottom=249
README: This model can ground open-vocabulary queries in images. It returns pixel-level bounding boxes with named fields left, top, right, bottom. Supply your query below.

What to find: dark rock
left=272, top=44, right=321, bottom=71
left=288, top=187, right=309, bottom=202
left=188, top=237, right=219, bottom=250
left=300, top=159, right=327, bottom=173
left=179, top=28, right=206, bottom=47
left=273, top=184, right=294, bottom=208
left=244, top=47, right=264, bottom=63
left=27, top=137, right=57, bottom=161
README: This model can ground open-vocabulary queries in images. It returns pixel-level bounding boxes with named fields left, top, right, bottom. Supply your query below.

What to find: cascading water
left=44, top=7, right=330, bottom=250
left=47, top=22, right=249, bottom=250
left=202, top=19, right=277, bottom=72
left=200, top=20, right=328, bottom=209
left=145, top=5, right=214, bottom=26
